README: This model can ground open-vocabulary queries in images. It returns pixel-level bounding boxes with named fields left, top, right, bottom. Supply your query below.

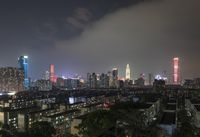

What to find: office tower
left=64, top=78, right=72, bottom=89
left=44, top=71, right=50, bottom=80
left=100, top=73, right=109, bottom=88
left=173, top=57, right=180, bottom=84
left=134, top=77, right=145, bottom=87
left=107, top=71, right=113, bottom=88
left=112, top=68, right=118, bottom=80
left=118, top=80, right=125, bottom=89
left=0, top=67, right=24, bottom=92
left=86, top=73, right=97, bottom=89
left=71, top=78, right=80, bottom=89
left=50, top=64, right=56, bottom=83
left=64, top=78, right=81, bottom=89
left=91, top=73, right=97, bottom=89
left=148, top=73, right=152, bottom=85
left=112, top=68, right=118, bottom=88
left=18, top=55, right=29, bottom=89
left=87, top=73, right=92, bottom=88
left=56, top=77, right=65, bottom=88
left=35, top=79, right=52, bottom=91
left=125, top=64, right=131, bottom=80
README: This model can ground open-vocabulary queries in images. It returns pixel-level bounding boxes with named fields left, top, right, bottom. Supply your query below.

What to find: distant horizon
left=0, top=55, right=196, bottom=82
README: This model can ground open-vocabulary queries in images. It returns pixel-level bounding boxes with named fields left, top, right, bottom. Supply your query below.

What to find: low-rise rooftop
left=46, top=109, right=80, bottom=118
left=194, top=105, right=200, bottom=111
left=160, top=112, right=176, bottom=125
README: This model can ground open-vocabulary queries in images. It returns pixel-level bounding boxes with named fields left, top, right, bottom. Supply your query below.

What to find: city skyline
left=1, top=55, right=181, bottom=83
left=0, top=1, right=200, bottom=136
left=0, top=0, right=200, bottom=80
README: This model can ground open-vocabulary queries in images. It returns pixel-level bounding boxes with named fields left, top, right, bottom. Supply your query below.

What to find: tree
left=77, top=110, right=116, bottom=137
left=0, top=130, right=14, bottom=137
left=0, top=122, right=3, bottom=130
left=176, top=109, right=195, bottom=137
left=29, top=121, right=55, bottom=137
left=110, top=102, right=147, bottom=137
left=64, top=133, right=79, bottom=137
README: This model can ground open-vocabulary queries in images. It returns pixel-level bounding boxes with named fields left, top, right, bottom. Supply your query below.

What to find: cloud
left=66, top=8, right=92, bottom=29
left=74, top=8, right=92, bottom=22
left=55, top=0, right=200, bottom=79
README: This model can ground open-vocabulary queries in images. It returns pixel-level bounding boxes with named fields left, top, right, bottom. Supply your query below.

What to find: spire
left=126, top=64, right=131, bottom=80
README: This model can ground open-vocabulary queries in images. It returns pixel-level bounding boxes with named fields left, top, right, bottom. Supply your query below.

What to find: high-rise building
left=71, top=78, right=80, bottom=89
left=148, top=73, right=152, bottom=85
left=86, top=73, right=97, bottom=89
left=87, top=73, right=92, bottom=88
left=35, top=79, right=52, bottom=91
left=43, top=71, right=50, bottom=80
left=0, top=67, right=24, bottom=92
left=50, top=64, right=56, bottom=83
left=112, top=68, right=118, bottom=88
left=112, top=68, right=118, bottom=80
left=125, top=64, right=131, bottom=80
left=100, top=73, right=109, bottom=88
left=173, top=57, right=180, bottom=84
left=56, top=77, right=65, bottom=88
left=18, top=55, right=29, bottom=89
left=107, top=71, right=113, bottom=88
left=134, top=74, right=145, bottom=87
left=91, top=73, right=97, bottom=89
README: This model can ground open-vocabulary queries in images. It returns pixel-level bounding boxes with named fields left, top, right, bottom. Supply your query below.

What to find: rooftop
left=46, top=109, right=80, bottom=118
left=194, top=105, right=200, bottom=111
left=166, top=104, right=176, bottom=110
left=28, top=108, right=55, bottom=114
left=191, top=99, right=200, bottom=104
left=83, top=102, right=102, bottom=108
left=160, top=112, right=176, bottom=125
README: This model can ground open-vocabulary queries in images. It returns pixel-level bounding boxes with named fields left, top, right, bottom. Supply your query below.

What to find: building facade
left=0, top=67, right=24, bottom=92
left=125, top=64, right=131, bottom=80
left=18, top=55, right=29, bottom=89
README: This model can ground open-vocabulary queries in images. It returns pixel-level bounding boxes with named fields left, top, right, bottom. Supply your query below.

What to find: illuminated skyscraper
left=50, top=64, right=56, bottom=83
left=173, top=57, right=180, bottom=84
left=18, top=55, right=29, bottom=89
left=125, top=64, right=131, bottom=80
left=43, top=71, right=50, bottom=80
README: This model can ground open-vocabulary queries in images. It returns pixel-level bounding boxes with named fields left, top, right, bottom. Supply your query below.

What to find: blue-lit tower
left=18, top=55, right=29, bottom=89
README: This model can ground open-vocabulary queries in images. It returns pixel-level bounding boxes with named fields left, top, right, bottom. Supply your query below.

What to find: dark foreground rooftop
left=160, top=112, right=176, bottom=125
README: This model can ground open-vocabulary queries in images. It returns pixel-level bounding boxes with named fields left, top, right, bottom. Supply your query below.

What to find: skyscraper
left=148, top=73, right=152, bottom=85
left=107, top=71, right=113, bottom=88
left=125, top=64, right=131, bottom=80
left=44, top=71, right=50, bottom=80
left=112, top=68, right=118, bottom=88
left=91, top=73, right=97, bottom=89
left=112, top=68, right=118, bottom=80
left=173, top=57, right=180, bottom=84
left=100, top=73, right=109, bottom=88
left=50, top=64, right=56, bottom=83
left=87, top=73, right=92, bottom=88
left=18, top=55, right=29, bottom=89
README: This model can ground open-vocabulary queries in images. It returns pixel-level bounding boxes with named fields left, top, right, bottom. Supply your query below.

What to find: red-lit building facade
left=173, top=57, right=180, bottom=85
left=50, top=64, right=57, bottom=83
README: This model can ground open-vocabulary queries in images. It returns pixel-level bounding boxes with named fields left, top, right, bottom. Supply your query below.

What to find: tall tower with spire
left=126, top=64, right=131, bottom=80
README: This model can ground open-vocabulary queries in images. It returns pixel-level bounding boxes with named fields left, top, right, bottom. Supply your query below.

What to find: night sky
left=0, top=0, right=200, bottom=81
